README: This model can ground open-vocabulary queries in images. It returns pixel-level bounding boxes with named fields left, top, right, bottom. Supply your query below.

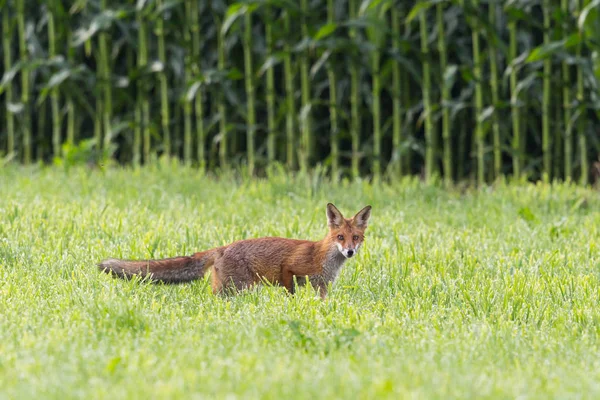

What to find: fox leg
left=210, top=261, right=238, bottom=295
left=212, top=258, right=257, bottom=295
left=283, top=263, right=324, bottom=294
left=316, top=285, right=328, bottom=299
left=210, top=266, right=223, bottom=295
left=295, top=275, right=329, bottom=299
left=281, top=268, right=295, bottom=294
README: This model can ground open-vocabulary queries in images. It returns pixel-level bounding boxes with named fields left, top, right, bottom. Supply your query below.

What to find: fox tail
left=98, top=250, right=215, bottom=283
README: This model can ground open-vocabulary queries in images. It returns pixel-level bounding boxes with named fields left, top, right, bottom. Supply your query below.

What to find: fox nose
left=347, top=249, right=354, bottom=257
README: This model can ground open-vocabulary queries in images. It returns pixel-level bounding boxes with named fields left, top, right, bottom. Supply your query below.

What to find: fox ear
left=326, top=203, right=344, bottom=228
left=352, top=205, right=372, bottom=229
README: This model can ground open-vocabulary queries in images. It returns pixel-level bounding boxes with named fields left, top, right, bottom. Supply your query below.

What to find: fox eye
left=337, top=235, right=344, bottom=240
left=353, top=235, right=359, bottom=241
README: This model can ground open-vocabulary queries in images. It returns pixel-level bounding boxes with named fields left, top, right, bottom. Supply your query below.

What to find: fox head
left=326, top=203, right=372, bottom=259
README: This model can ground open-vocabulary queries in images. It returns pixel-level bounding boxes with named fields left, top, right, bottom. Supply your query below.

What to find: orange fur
left=98, top=203, right=371, bottom=297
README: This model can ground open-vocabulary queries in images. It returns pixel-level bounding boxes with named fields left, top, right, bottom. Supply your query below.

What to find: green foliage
left=0, top=0, right=599, bottom=183
left=0, top=166, right=600, bottom=397
left=53, top=138, right=115, bottom=169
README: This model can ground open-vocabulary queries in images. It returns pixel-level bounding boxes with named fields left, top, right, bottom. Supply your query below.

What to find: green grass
left=0, top=164, right=599, bottom=399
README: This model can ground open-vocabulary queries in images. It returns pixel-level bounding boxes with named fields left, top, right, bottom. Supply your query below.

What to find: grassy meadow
left=0, top=164, right=599, bottom=399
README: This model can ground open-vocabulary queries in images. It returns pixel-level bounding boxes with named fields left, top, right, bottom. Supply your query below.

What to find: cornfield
left=1, top=0, right=599, bottom=184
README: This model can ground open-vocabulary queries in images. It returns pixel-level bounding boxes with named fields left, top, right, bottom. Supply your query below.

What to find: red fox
left=98, top=203, right=371, bottom=298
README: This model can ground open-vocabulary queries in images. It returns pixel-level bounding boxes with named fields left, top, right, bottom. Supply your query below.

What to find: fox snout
left=338, top=246, right=358, bottom=259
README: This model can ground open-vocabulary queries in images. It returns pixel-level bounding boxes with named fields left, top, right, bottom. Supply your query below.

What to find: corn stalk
left=66, top=29, right=75, bottom=145
left=489, top=0, right=501, bottom=179
left=283, top=11, right=295, bottom=169
left=576, top=0, right=587, bottom=185
left=299, top=0, right=311, bottom=173
left=243, top=10, right=256, bottom=175
left=48, top=1, right=61, bottom=158
left=17, top=0, right=31, bottom=163
left=562, top=0, right=572, bottom=180
left=370, top=63, right=382, bottom=180
left=365, top=0, right=393, bottom=181
left=156, top=0, right=170, bottom=159
left=327, top=0, right=339, bottom=179
left=471, top=0, right=484, bottom=186
left=135, top=2, right=149, bottom=166
left=437, top=3, right=451, bottom=184
left=391, top=6, right=402, bottom=177
left=542, top=0, right=551, bottom=181
left=509, top=16, right=521, bottom=178
left=217, top=19, right=228, bottom=169
left=189, top=0, right=205, bottom=170
left=420, top=9, right=434, bottom=182
left=99, top=0, right=112, bottom=153
left=36, top=97, right=46, bottom=160
left=265, top=6, right=276, bottom=164
left=183, top=1, right=193, bottom=166
left=349, top=0, right=360, bottom=178
left=2, top=5, right=15, bottom=157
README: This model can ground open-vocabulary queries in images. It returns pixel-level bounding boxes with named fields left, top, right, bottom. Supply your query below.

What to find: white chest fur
left=295, top=248, right=347, bottom=289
